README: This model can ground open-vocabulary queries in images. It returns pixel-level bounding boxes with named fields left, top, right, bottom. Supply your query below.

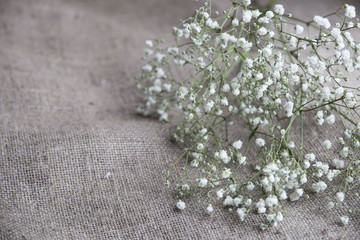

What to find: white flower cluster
left=138, top=1, right=360, bottom=228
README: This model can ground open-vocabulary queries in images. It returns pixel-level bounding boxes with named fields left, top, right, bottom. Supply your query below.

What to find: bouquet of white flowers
left=137, top=0, right=360, bottom=228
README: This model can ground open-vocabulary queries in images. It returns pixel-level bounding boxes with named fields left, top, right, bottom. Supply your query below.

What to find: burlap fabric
left=1, top=0, right=359, bottom=239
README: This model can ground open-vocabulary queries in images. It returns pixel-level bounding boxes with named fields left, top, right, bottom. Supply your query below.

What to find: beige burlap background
left=1, top=0, right=360, bottom=239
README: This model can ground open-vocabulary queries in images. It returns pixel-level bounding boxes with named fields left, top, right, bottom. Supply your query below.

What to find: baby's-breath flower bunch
left=137, top=0, right=360, bottom=228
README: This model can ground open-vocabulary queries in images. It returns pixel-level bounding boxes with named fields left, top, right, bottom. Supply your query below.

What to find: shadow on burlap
left=0, top=0, right=359, bottom=239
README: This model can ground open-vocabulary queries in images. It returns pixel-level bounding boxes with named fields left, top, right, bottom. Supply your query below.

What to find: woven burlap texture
left=0, top=0, right=359, bottom=239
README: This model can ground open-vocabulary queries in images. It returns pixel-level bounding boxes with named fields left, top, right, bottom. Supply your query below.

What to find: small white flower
left=312, top=181, right=327, bottom=192
left=346, top=176, right=354, bottom=183
left=206, top=204, right=214, bottom=214
left=331, top=28, right=341, bottom=37
left=323, top=140, right=332, bottom=150
left=340, top=147, right=349, bottom=158
left=313, top=16, right=331, bottom=29
left=176, top=200, right=186, bottom=210
left=255, top=72, right=263, bottom=80
left=284, top=101, right=294, bottom=117
left=340, top=216, right=349, bottom=226
left=290, top=63, right=299, bottom=73
left=313, top=162, right=329, bottom=177
left=345, top=85, right=356, bottom=101
left=142, top=64, right=152, bottom=72
left=326, top=114, right=335, bottom=124
left=302, top=83, right=309, bottom=92
left=345, top=5, right=356, bottom=19
left=327, top=169, right=340, bottom=181
left=191, top=160, right=199, bottom=168
left=199, top=128, right=208, bottom=136
left=303, top=160, right=311, bottom=169
left=243, top=10, right=252, bottom=23
left=220, top=97, right=229, bottom=106
left=287, top=141, right=295, bottom=149
left=252, top=10, right=261, bottom=19
left=229, top=184, right=237, bottom=193
left=222, top=84, right=230, bottom=92
left=221, top=168, right=232, bottom=179
left=335, top=87, right=344, bottom=98
left=219, top=150, right=231, bottom=164
left=295, top=25, right=304, bottom=35
left=266, top=11, right=274, bottom=19
left=231, top=197, right=240, bottom=207
left=289, top=188, right=304, bottom=201
left=289, top=36, right=298, bottom=48
left=198, top=178, right=208, bottom=187
left=233, top=140, right=243, bottom=150
left=190, top=23, right=201, bottom=33
left=342, top=49, right=351, bottom=61
left=155, top=53, right=165, bottom=63
left=238, top=38, right=253, bottom=51
left=236, top=208, right=247, bottom=221
left=242, top=0, right=251, bottom=7
left=262, top=45, right=272, bottom=57
left=336, top=192, right=345, bottom=202
left=245, top=58, right=253, bottom=68
left=145, top=40, right=153, bottom=47
left=256, top=199, right=266, bottom=213
left=232, top=18, right=239, bottom=27
left=305, top=153, right=316, bottom=162
left=257, top=27, right=268, bottom=36
left=258, top=16, right=270, bottom=24
left=163, top=83, right=172, bottom=92
left=216, top=189, right=225, bottom=199
left=326, top=201, right=335, bottom=210
left=279, top=189, right=288, bottom=200
left=258, top=206, right=266, bottom=214
left=181, top=184, right=190, bottom=191
left=274, top=4, right=285, bottom=15
left=197, top=143, right=204, bottom=151
left=205, top=100, right=215, bottom=112
left=232, top=88, right=240, bottom=96
left=255, top=199, right=265, bottom=208
left=300, top=174, right=307, bottom=184
left=244, top=198, right=252, bottom=207
left=276, top=212, right=284, bottom=222
left=316, top=110, right=324, bottom=125
left=321, top=87, right=331, bottom=100
left=206, top=18, right=220, bottom=29
left=177, top=86, right=189, bottom=100
left=265, top=195, right=278, bottom=207
left=256, top=138, right=265, bottom=147
left=247, top=182, right=255, bottom=191
left=201, top=12, right=209, bottom=19
left=156, top=68, right=166, bottom=78
left=223, top=195, right=234, bottom=206
left=332, top=158, right=345, bottom=169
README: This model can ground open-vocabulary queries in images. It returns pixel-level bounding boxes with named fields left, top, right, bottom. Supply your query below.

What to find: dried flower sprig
left=137, top=0, right=360, bottom=228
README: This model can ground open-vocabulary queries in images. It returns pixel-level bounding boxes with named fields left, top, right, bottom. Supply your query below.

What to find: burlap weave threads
left=0, top=0, right=359, bottom=239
